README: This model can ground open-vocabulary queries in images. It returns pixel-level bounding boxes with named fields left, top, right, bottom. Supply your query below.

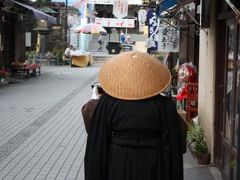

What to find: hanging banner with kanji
left=158, top=24, right=179, bottom=52
left=113, top=0, right=129, bottom=18
left=95, top=17, right=135, bottom=28
left=147, top=8, right=159, bottom=52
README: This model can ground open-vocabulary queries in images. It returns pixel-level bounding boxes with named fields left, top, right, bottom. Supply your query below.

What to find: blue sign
left=147, top=8, right=159, bottom=52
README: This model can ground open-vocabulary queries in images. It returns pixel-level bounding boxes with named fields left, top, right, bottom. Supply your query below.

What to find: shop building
left=0, top=0, right=56, bottom=70
left=157, top=0, right=239, bottom=179
left=198, top=0, right=239, bottom=179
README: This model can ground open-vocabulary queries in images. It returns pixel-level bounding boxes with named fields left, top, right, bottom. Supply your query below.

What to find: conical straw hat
left=99, top=51, right=171, bottom=100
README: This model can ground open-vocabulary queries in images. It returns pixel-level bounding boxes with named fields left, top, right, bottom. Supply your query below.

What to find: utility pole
left=65, top=0, right=68, bottom=47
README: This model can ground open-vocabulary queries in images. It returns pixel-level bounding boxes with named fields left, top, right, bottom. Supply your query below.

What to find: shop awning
left=10, top=0, right=57, bottom=24
left=157, top=0, right=177, bottom=16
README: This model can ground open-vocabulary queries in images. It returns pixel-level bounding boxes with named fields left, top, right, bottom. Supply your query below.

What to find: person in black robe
left=84, top=51, right=186, bottom=180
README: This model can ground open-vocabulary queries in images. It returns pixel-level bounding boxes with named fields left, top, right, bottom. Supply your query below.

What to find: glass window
left=225, top=24, right=235, bottom=141
left=235, top=30, right=240, bottom=148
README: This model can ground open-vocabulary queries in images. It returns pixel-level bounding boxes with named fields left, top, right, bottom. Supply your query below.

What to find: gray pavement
left=0, top=66, right=222, bottom=180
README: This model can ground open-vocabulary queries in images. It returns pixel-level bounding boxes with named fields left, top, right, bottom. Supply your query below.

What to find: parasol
left=74, top=23, right=107, bottom=34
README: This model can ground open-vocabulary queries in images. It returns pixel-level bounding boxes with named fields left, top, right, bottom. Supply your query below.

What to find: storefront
left=0, top=0, right=56, bottom=70
left=199, top=0, right=240, bottom=179
left=214, top=1, right=240, bottom=179
left=0, top=10, right=15, bottom=69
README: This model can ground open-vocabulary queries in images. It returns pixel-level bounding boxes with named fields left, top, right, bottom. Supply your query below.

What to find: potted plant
left=52, top=48, right=64, bottom=65
left=187, top=122, right=211, bottom=165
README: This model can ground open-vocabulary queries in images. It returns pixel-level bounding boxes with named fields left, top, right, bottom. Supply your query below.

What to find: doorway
left=215, top=18, right=240, bottom=180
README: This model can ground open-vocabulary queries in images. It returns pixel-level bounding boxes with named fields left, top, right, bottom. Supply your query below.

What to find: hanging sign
left=147, top=9, right=159, bottom=52
left=95, top=17, right=135, bottom=28
left=158, top=25, right=179, bottom=52
left=113, top=0, right=128, bottom=18
left=138, top=8, right=147, bottom=25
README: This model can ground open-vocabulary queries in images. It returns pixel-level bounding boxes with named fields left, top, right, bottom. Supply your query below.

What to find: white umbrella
left=74, top=23, right=107, bottom=34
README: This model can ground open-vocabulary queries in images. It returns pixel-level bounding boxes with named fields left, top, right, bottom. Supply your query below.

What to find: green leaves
left=187, top=122, right=208, bottom=157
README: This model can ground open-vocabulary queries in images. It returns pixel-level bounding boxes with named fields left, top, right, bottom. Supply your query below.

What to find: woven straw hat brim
left=99, top=51, right=171, bottom=100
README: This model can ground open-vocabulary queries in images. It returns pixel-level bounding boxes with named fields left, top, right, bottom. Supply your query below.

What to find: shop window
left=225, top=24, right=235, bottom=141
left=235, top=29, right=240, bottom=148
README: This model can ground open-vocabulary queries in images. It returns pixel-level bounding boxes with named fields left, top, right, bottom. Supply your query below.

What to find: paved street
left=0, top=66, right=221, bottom=180
left=0, top=66, right=98, bottom=180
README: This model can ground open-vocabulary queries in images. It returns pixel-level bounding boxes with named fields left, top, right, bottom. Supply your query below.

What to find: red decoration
left=178, top=63, right=197, bottom=83
left=176, top=63, right=197, bottom=101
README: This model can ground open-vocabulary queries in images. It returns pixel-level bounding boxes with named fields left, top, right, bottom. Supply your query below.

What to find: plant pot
left=197, top=153, right=211, bottom=165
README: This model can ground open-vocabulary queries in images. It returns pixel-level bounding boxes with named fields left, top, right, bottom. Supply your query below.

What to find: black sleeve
left=167, top=98, right=187, bottom=153
left=84, top=94, right=112, bottom=180
left=165, top=97, right=185, bottom=180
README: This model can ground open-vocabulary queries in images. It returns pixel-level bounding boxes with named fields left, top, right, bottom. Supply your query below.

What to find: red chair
left=186, top=83, right=198, bottom=122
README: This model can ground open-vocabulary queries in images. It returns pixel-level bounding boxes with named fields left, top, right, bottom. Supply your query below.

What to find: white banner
left=95, top=18, right=135, bottom=28
left=158, top=25, right=179, bottom=53
left=138, top=9, right=147, bottom=25
left=113, top=0, right=128, bottom=18
left=87, top=0, right=142, bottom=5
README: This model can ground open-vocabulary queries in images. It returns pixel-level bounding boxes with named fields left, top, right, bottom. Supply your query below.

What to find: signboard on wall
left=87, top=0, right=142, bottom=5
left=25, top=32, right=31, bottom=47
left=95, top=18, right=135, bottom=28
left=158, top=25, right=179, bottom=53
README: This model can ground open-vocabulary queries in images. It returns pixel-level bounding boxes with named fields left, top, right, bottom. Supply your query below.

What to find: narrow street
left=0, top=66, right=221, bottom=180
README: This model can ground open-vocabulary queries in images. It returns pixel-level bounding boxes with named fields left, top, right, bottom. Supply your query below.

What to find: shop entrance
left=215, top=18, right=240, bottom=180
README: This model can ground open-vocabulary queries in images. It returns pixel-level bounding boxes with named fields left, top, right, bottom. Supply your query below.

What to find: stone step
left=92, top=54, right=115, bottom=65
left=87, top=33, right=147, bottom=52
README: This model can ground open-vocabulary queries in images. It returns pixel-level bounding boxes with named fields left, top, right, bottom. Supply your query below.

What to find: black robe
left=84, top=94, right=185, bottom=180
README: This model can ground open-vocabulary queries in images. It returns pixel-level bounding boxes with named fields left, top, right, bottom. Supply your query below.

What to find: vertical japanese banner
left=73, top=0, right=87, bottom=18
left=113, top=0, right=129, bottom=18
left=73, top=0, right=88, bottom=50
left=147, top=8, right=159, bottom=52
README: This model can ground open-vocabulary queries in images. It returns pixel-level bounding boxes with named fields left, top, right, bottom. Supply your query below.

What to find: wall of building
left=198, top=0, right=216, bottom=160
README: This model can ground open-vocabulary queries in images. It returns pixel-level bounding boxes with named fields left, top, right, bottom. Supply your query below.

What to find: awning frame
left=224, top=0, right=240, bottom=23
left=157, top=0, right=206, bottom=34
